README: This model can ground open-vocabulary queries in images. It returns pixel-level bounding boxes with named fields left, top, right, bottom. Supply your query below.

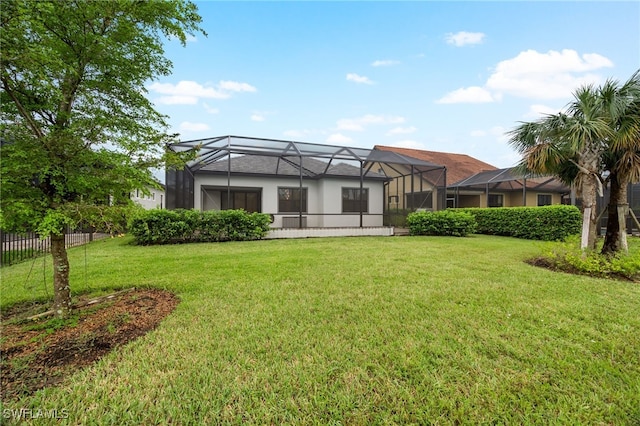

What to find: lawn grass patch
left=1, top=235, right=639, bottom=424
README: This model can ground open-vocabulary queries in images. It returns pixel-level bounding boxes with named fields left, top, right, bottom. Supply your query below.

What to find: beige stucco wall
left=454, top=191, right=564, bottom=208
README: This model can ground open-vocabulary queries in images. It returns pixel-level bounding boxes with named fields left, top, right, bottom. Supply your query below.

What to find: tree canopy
left=508, top=70, right=640, bottom=253
left=1, top=0, right=204, bottom=316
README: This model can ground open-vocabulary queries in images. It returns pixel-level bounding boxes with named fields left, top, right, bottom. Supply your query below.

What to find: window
left=342, top=188, right=368, bottom=213
left=537, top=194, right=552, bottom=206
left=488, top=194, right=503, bottom=207
left=278, top=187, right=307, bottom=213
left=221, top=190, right=261, bottom=212
left=446, top=197, right=455, bottom=208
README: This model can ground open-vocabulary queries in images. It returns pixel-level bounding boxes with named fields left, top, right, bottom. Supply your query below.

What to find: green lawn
left=2, top=235, right=639, bottom=424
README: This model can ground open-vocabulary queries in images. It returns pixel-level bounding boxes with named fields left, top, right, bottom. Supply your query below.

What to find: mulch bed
left=1, top=288, right=179, bottom=401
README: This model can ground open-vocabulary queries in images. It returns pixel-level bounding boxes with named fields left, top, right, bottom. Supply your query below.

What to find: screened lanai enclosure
left=447, top=167, right=572, bottom=208
left=166, top=136, right=446, bottom=228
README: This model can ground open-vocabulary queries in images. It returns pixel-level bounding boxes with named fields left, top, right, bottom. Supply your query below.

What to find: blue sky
left=149, top=1, right=640, bottom=169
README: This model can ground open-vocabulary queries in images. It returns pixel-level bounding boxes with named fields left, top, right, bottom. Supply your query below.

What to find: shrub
left=406, top=210, right=477, bottom=237
left=457, top=205, right=581, bottom=241
left=129, top=209, right=272, bottom=245
left=542, top=236, right=640, bottom=281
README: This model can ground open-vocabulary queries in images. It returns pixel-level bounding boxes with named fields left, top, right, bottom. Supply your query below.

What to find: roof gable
left=374, top=145, right=498, bottom=184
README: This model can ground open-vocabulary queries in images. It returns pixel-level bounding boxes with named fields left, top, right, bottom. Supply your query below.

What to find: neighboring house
left=165, top=136, right=441, bottom=228
left=131, top=185, right=165, bottom=210
left=374, top=145, right=570, bottom=209
left=449, top=168, right=571, bottom=208
left=373, top=145, right=495, bottom=210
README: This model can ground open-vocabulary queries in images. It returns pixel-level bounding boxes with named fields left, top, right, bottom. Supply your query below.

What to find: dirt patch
left=1, top=288, right=178, bottom=401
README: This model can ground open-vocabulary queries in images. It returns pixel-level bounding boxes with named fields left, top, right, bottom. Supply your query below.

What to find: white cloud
left=387, top=126, right=417, bottom=135
left=436, top=49, right=614, bottom=104
left=436, top=86, right=494, bottom=104
left=337, top=114, right=406, bottom=132
left=251, top=114, right=265, bottom=122
left=149, top=80, right=256, bottom=105
left=202, top=103, right=219, bottom=114
left=390, top=140, right=427, bottom=150
left=371, top=60, right=400, bottom=67
left=445, top=31, right=486, bottom=47
left=218, top=80, right=257, bottom=93
left=179, top=122, right=210, bottom=132
left=486, top=49, right=613, bottom=99
left=470, top=130, right=486, bottom=137
left=157, top=95, right=200, bottom=105
left=326, top=133, right=353, bottom=144
left=346, top=73, right=375, bottom=85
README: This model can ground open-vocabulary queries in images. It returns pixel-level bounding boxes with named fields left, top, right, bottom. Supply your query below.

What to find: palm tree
left=508, top=85, right=612, bottom=251
left=599, top=71, right=640, bottom=254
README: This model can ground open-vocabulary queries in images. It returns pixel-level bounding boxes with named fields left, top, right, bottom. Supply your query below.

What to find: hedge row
left=456, top=205, right=581, bottom=241
left=129, top=209, right=272, bottom=245
left=406, top=210, right=477, bottom=237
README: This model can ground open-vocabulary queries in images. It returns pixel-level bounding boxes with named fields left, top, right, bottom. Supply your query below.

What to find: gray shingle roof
left=449, top=167, right=570, bottom=192
left=199, top=155, right=387, bottom=180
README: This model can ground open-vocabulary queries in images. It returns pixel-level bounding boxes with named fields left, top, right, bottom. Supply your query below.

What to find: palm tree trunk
left=578, top=151, right=600, bottom=251
left=602, top=175, right=628, bottom=255
left=51, top=233, right=72, bottom=318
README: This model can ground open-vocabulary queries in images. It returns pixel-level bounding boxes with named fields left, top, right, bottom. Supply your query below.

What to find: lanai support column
left=359, top=160, right=364, bottom=228
left=226, top=136, right=231, bottom=209
left=299, top=155, right=303, bottom=229
left=410, top=165, right=415, bottom=211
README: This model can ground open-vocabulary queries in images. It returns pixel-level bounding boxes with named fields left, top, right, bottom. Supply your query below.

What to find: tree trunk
left=579, top=174, right=599, bottom=251
left=578, top=150, right=600, bottom=251
left=602, top=175, right=628, bottom=255
left=51, top=232, right=72, bottom=318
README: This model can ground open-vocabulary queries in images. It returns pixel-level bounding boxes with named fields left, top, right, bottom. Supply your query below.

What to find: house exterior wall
left=193, top=174, right=384, bottom=228
left=131, top=187, right=165, bottom=210
left=505, top=191, right=563, bottom=207
left=317, top=179, right=384, bottom=227
left=453, top=190, right=564, bottom=208
left=456, top=194, right=483, bottom=208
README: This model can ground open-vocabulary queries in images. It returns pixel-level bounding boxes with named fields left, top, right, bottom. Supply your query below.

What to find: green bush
left=457, top=205, right=581, bottom=241
left=406, top=210, right=477, bottom=237
left=129, top=209, right=272, bottom=245
left=542, top=236, right=640, bottom=281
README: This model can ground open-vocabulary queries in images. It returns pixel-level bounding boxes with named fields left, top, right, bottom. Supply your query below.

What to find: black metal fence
left=0, top=229, right=109, bottom=267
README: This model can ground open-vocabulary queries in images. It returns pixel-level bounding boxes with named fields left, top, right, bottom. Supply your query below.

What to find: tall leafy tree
left=1, top=0, right=203, bottom=317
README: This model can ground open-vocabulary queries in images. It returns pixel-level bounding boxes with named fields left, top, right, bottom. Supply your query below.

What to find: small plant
left=542, top=236, right=640, bottom=281
left=23, top=315, right=79, bottom=334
